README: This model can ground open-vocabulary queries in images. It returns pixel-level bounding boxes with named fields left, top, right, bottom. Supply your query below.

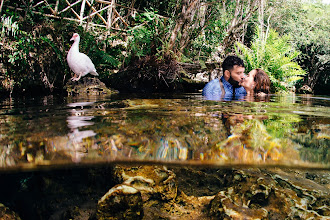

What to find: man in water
left=202, top=55, right=246, bottom=100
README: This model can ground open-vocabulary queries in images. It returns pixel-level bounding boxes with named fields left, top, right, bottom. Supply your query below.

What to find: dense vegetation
left=0, top=0, right=329, bottom=95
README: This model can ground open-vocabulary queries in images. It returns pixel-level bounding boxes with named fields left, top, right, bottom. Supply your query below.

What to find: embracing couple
left=202, top=55, right=270, bottom=101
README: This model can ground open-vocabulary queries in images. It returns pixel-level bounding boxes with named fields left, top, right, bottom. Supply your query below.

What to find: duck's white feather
left=67, top=33, right=98, bottom=80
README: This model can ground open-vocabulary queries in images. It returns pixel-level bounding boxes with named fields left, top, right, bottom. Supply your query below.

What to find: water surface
left=0, top=93, right=329, bottom=171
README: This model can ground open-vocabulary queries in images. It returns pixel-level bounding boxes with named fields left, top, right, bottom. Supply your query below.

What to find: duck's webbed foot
left=71, top=73, right=82, bottom=81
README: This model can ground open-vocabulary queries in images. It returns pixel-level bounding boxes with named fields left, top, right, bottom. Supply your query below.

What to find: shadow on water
left=0, top=93, right=329, bottom=219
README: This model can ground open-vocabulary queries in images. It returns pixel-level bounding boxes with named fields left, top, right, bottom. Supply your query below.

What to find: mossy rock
left=65, top=77, right=118, bottom=96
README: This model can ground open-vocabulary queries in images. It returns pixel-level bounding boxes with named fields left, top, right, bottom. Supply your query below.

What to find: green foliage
left=263, top=0, right=329, bottom=94
left=1, top=0, right=327, bottom=95
left=184, top=2, right=228, bottom=62
left=0, top=15, right=74, bottom=93
left=1, top=15, right=19, bottom=37
left=294, top=1, right=330, bottom=94
left=77, top=30, right=121, bottom=76
left=235, top=27, right=306, bottom=93
left=184, top=1, right=258, bottom=62
left=125, top=10, right=169, bottom=64
left=1, top=24, right=64, bottom=92
left=0, top=13, right=121, bottom=94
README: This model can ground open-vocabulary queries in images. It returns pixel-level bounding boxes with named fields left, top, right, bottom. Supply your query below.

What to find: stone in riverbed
left=97, top=184, right=143, bottom=220
left=65, top=77, right=118, bottom=96
left=97, top=166, right=329, bottom=219
left=114, top=165, right=177, bottom=201
left=0, top=203, right=22, bottom=220
left=96, top=165, right=178, bottom=219
left=209, top=169, right=330, bottom=219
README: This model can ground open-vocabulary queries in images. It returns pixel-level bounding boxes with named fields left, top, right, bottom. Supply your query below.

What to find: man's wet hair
left=222, top=55, right=245, bottom=71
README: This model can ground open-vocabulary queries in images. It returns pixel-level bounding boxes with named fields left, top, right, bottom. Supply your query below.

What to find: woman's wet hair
left=254, top=69, right=270, bottom=94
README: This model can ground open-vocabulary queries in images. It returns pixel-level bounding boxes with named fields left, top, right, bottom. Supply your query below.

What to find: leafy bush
left=0, top=13, right=122, bottom=94
left=1, top=16, right=73, bottom=94
left=76, top=28, right=122, bottom=77
left=235, top=27, right=306, bottom=93
left=125, top=10, right=169, bottom=64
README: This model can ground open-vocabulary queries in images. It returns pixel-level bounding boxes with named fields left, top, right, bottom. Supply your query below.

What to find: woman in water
left=241, top=68, right=271, bottom=100
left=223, top=68, right=271, bottom=135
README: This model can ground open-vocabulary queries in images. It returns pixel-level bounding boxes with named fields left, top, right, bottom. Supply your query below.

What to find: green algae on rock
left=65, top=77, right=118, bottom=96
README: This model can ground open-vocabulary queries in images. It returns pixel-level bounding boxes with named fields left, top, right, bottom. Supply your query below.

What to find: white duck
left=67, top=33, right=98, bottom=81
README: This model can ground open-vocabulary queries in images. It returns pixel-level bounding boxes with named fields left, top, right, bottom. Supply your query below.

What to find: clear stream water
left=0, top=93, right=329, bottom=171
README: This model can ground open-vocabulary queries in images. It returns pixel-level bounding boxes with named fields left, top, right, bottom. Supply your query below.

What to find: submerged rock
left=114, top=165, right=177, bottom=202
left=97, top=184, right=143, bottom=220
left=97, top=165, right=329, bottom=219
left=0, top=165, right=328, bottom=219
left=97, top=165, right=177, bottom=219
left=209, top=169, right=330, bottom=219
left=0, top=203, right=21, bottom=220
left=65, top=77, right=118, bottom=96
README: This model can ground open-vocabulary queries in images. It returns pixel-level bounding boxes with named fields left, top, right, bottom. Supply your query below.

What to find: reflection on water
left=156, top=138, right=188, bottom=161
left=0, top=94, right=329, bottom=170
left=66, top=102, right=96, bottom=162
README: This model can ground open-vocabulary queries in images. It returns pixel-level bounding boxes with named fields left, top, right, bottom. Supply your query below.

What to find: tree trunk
left=222, top=0, right=259, bottom=53
left=258, top=0, right=265, bottom=40
left=168, top=0, right=200, bottom=55
left=307, top=57, right=319, bottom=90
left=0, top=0, right=4, bottom=14
left=179, top=2, right=206, bottom=52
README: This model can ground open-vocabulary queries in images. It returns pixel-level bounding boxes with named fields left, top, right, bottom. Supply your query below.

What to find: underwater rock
left=97, top=184, right=143, bottom=220
left=61, top=206, right=94, bottom=220
left=65, top=77, right=118, bottom=96
left=0, top=165, right=328, bottom=219
left=209, top=169, right=330, bottom=219
left=97, top=165, right=176, bottom=219
left=114, top=165, right=177, bottom=201
left=0, top=203, right=21, bottom=220
left=98, top=166, right=329, bottom=219
left=110, top=165, right=218, bottom=219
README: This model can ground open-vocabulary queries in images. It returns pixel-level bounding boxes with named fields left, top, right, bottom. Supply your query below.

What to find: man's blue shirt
left=202, top=76, right=246, bottom=101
